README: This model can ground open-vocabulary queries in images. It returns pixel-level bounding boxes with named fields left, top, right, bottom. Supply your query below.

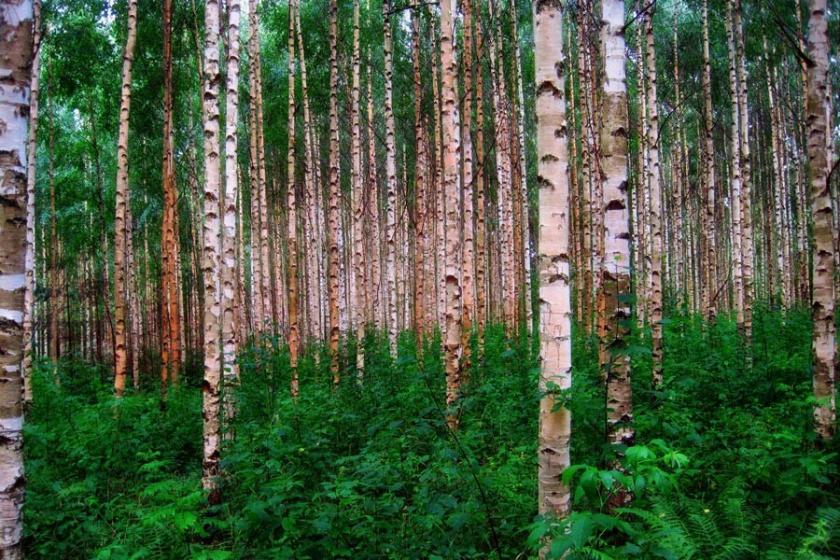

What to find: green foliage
left=531, top=307, right=840, bottom=559
left=25, top=309, right=840, bottom=558
left=24, top=363, right=208, bottom=559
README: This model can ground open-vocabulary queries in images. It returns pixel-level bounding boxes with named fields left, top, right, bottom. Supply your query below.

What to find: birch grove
left=14, top=0, right=840, bottom=554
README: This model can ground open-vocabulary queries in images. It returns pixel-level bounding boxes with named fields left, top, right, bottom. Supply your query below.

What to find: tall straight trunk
left=583, top=16, right=604, bottom=337
left=0, top=0, right=33, bottom=551
left=327, top=0, right=341, bottom=381
left=338, top=163, right=349, bottom=335
left=48, top=119, right=58, bottom=361
left=578, top=13, right=595, bottom=331
left=273, top=184, right=286, bottom=329
left=412, top=1, right=426, bottom=337
left=222, top=0, right=241, bottom=411
left=512, top=6, right=532, bottom=332
left=566, top=26, right=583, bottom=323
left=805, top=0, right=835, bottom=440
left=534, top=0, right=571, bottom=520
left=113, top=0, right=138, bottom=396
left=126, top=180, right=139, bottom=386
left=398, top=164, right=409, bottom=330
left=460, top=0, right=475, bottom=359
left=253, top=6, right=272, bottom=330
left=487, top=0, right=515, bottom=328
left=23, top=0, right=41, bottom=406
left=602, top=0, right=634, bottom=455
left=440, top=0, right=462, bottom=429
left=793, top=75, right=810, bottom=304
left=201, top=0, right=223, bottom=497
left=671, top=11, right=688, bottom=309
left=248, top=10, right=264, bottom=333
left=734, top=0, right=753, bottom=340
left=287, top=0, right=300, bottom=393
left=426, top=111, right=439, bottom=329
left=700, top=0, right=717, bottom=320
left=367, top=72, right=382, bottom=331
left=644, top=8, right=663, bottom=385
left=775, top=99, right=794, bottom=303
left=237, top=172, right=249, bottom=344
left=295, top=5, right=320, bottom=341
left=161, top=0, right=181, bottom=387
left=474, top=31, right=487, bottom=332
left=632, top=14, right=647, bottom=327
left=764, top=39, right=786, bottom=307
left=432, top=22, right=445, bottom=327
left=350, top=0, right=365, bottom=371
left=726, top=4, right=744, bottom=326
left=384, top=0, right=398, bottom=353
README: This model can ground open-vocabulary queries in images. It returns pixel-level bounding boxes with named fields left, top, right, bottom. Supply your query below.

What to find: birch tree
left=327, top=0, right=341, bottom=380
left=602, top=0, right=634, bottom=456
left=534, top=0, right=571, bottom=520
left=222, top=0, right=242, bottom=410
left=113, top=0, right=138, bottom=396
left=201, top=0, right=223, bottom=497
left=161, top=0, right=181, bottom=387
left=643, top=6, right=663, bottom=385
left=22, top=0, right=42, bottom=407
left=805, top=0, right=835, bottom=440
left=351, top=0, right=365, bottom=372
left=0, top=0, right=34, bottom=551
left=440, top=0, right=462, bottom=428
left=286, top=0, right=300, bottom=394
left=384, top=0, right=398, bottom=354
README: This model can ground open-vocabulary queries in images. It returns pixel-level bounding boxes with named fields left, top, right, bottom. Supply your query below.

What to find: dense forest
left=0, top=0, right=838, bottom=557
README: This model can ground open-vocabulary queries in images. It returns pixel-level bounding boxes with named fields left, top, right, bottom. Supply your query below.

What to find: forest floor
left=22, top=309, right=840, bottom=559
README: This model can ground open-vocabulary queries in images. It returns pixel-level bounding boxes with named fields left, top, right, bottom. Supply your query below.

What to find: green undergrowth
left=23, top=308, right=840, bottom=558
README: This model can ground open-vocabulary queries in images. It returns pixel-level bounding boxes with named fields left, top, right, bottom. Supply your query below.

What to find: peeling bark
left=0, top=0, right=33, bottom=552
left=222, top=0, right=241, bottom=413
left=805, top=0, right=835, bottom=440
left=201, top=0, right=223, bottom=497
left=440, top=0, right=462, bottom=429
left=113, top=0, right=138, bottom=396
left=534, top=0, right=571, bottom=520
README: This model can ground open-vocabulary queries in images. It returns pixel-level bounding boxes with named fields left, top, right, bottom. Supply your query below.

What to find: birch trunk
left=384, top=0, right=399, bottom=353
left=254, top=7, right=272, bottom=330
left=512, top=7, right=532, bottom=332
left=327, top=0, right=341, bottom=381
left=700, top=0, right=717, bottom=320
left=412, top=1, right=427, bottom=337
left=440, top=0, right=462, bottom=429
left=460, top=0, right=475, bottom=360
left=0, top=0, right=33, bottom=551
left=602, top=0, right=634, bottom=453
left=287, top=0, right=300, bottom=393
left=161, top=0, right=181, bottom=386
left=248, top=9, right=264, bottom=333
left=22, top=0, right=41, bottom=407
left=222, top=0, right=241, bottom=410
left=734, top=0, right=753, bottom=340
left=113, top=0, right=138, bottom=396
left=201, top=0, right=223, bottom=497
left=487, top=1, right=515, bottom=328
left=726, top=3, right=744, bottom=328
left=764, top=39, right=786, bottom=307
left=367, top=73, right=382, bottom=331
left=643, top=8, right=663, bottom=385
left=474, top=32, right=487, bottom=332
left=295, top=5, right=321, bottom=341
left=351, top=0, right=365, bottom=372
left=805, top=0, right=835, bottom=440
left=534, top=0, right=571, bottom=520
